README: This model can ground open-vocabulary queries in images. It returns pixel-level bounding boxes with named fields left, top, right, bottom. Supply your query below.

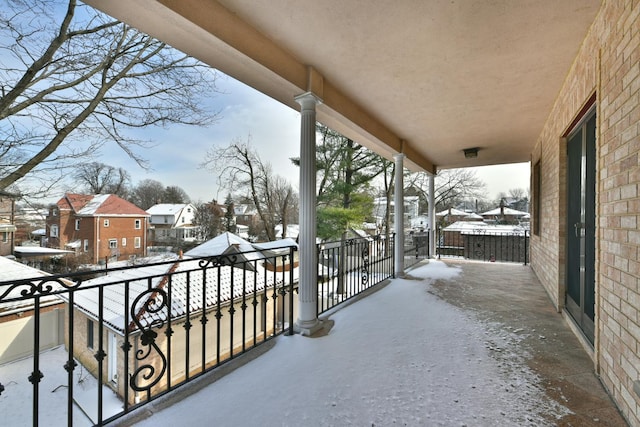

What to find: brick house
left=46, top=193, right=149, bottom=264
left=0, top=190, right=17, bottom=256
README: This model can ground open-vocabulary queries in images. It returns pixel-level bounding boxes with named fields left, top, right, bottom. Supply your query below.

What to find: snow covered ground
left=0, top=346, right=123, bottom=426
left=133, top=261, right=571, bottom=426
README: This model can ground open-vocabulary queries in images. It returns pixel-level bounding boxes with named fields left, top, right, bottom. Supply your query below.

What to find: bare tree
left=163, top=186, right=190, bottom=204
left=0, top=0, right=219, bottom=192
left=129, top=179, right=164, bottom=210
left=407, top=169, right=487, bottom=212
left=202, top=138, right=297, bottom=241
left=73, top=162, right=130, bottom=197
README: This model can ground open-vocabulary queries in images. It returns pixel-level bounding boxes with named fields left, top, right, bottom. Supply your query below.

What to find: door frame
left=564, top=103, right=596, bottom=345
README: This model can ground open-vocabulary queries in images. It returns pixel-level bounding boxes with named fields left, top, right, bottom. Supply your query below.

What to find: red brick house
left=46, top=193, right=149, bottom=264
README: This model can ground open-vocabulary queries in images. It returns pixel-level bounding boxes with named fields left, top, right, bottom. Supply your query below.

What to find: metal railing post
left=289, top=246, right=295, bottom=335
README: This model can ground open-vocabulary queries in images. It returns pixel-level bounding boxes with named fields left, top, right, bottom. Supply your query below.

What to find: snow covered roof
left=463, top=213, right=484, bottom=220
left=480, top=207, right=529, bottom=216
left=252, top=238, right=298, bottom=257
left=0, top=219, right=16, bottom=232
left=436, top=208, right=468, bottom=216
left=69, top=257, right=297, bottom=334
left=185, top=232, right=261, bottom=260
left=234, top=204, right=256, bottom=215
left=443, top=221, right=527, bottom=235
left=147, top=203, right=190, bottom=216
left=14, top=246, right=74, bottom=257
left=57, top=193, right=149, bottom=217
left=65, top=240, right=81, bottom=249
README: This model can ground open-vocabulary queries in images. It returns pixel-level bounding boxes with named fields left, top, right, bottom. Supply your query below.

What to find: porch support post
left=393, top=153, right=405, bottom=277
left=295, top=92, right=322, bottom=336
left=428, top=172, right=436, bottom=257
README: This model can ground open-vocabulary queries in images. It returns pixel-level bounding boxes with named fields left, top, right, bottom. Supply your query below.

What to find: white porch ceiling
left=84, top=0, right=602, bottom=173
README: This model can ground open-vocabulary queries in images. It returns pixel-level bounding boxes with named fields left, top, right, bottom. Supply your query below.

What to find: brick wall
left=92, top=216, right=147, bottom=264
left=531, top=1, right=640, bottom=423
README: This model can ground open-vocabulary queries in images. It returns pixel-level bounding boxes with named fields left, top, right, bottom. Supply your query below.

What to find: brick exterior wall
left=530, top=1, right=640, bottom=423
left=47, top=204, right=148, bottom=264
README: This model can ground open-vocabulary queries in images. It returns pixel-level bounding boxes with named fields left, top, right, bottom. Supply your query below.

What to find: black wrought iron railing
left=317, top=234, right=395, bottom=315
left=437, top=226, right=530, bottom=265
left=0, top=245, right=297, bottom=426
left=404, top=231, right=430, bottom=269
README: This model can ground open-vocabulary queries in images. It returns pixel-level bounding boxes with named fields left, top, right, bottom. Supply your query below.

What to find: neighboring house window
left=50, top=224, right=59, bottom=238
left=109, top=239, right=118, bottom=249
left=75, top=219, right=81, bottom=230
left=182, top=217, right=185, bottom=223
left=135, top=219, right=141, bottom=229
left=83, top=239, right=89, bottom=252
left=122, top=238, right=127, bottom=247
left=52, top=208, right=57, bottom=216
left=1, top=232, right=7, bottom=243
left=187, top=208, right=191, bottom=213
left=104, top=219, right=110, bottom=227
left=87, top=319, right=94, bottom=349
left=134, top=237, right=141, bottom=248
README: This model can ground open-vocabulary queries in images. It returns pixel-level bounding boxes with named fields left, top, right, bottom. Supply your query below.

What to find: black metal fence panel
left=437, top=227, right=530, bottom=265
left=0, top=233, right=399, bottom=426
left=317, top=234, right=395, bottom=315
left=0, top=245, right=297, bottom=426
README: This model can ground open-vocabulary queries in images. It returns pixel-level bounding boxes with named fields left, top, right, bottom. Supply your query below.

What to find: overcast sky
left=99, top=73, right=530, bottom=204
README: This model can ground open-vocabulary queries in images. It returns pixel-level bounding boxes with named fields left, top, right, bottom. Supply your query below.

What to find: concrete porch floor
left=123, top=260, right=627, bottom=427
left=428, top=260, right=626, bottom=427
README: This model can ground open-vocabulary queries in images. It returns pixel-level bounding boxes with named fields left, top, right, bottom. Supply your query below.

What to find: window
left=84, top=239, right=89, bottom=252
left=134, top=236, right=141, bottom=248
left=75, top=219, right=81, bottom=230
left=122, top=237, right=127, bottom=247
left=87, top=319, right=94, bottom=349
left=135, top=219, right=141, bottom=229
left=1, top=232, right=7, bottom=243
left=52, top=208, right=57, bottom=216
left=533, top=160, right=541, bottom=236
left=104, top=219, right=110, bottom=227
left=182, top=217, right=185, bottom=223
left=109, top=239, right=118, bottom=249
left=50, top=224, right=59, bottom=238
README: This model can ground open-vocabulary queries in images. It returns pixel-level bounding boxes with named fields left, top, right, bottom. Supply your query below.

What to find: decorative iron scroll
left=0, top=277, right=81, bottom=302
left=361, top=243, right=370, bottom=286
left=198, top=254, right=238, bottom=269
left=129, top=288, right=168, bottom=393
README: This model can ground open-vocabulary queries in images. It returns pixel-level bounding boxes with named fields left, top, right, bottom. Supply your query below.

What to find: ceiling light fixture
left=463, top=147, right=479, bottom=159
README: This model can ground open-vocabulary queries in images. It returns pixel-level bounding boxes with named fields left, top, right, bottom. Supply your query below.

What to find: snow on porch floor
left=129, top=260, right=625, bottom=427
left=0, top=345, right=123, bottom=426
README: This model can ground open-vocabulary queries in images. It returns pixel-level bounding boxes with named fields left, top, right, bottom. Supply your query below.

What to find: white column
left=393, top=154, right=405, bottom=277
left=428, top=173, right=436, bottom=258
left=294, top=92, right=322, bottom=336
